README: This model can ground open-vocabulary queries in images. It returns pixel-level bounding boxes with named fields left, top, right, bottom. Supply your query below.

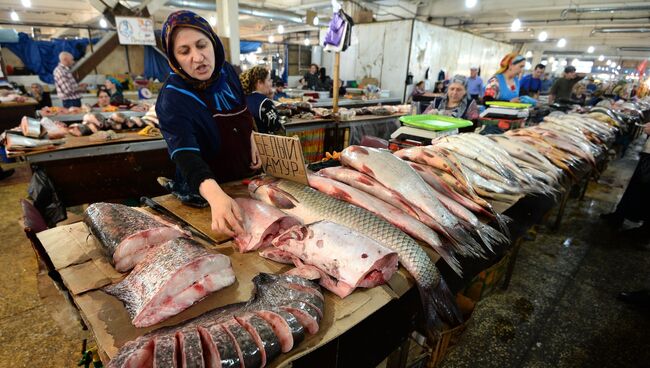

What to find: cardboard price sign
left=253, top=132, right=308, bottom=185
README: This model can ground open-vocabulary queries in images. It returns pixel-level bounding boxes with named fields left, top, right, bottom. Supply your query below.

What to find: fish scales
left=103, top=238, right=236, bottom=327
left=109, top=274, right=321, bottom=368
left=250, top=178, right=463, bottom=329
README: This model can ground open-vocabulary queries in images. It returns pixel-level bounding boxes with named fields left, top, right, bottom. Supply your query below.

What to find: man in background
left=466, top=66, right=483, bottom=102
left=53, top=51, right=82, bottom=108
left=549, top=65, right=585, bottom=104
left=519, top=63, right=545, bottom=98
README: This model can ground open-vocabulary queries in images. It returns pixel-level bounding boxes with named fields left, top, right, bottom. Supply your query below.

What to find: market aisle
left=0, top=164, right=93, bottom=368
left=440, top=141, right=650, bottom=368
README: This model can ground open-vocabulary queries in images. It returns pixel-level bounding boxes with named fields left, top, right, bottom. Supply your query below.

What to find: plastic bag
left=27, top=167, right=66, bottom=227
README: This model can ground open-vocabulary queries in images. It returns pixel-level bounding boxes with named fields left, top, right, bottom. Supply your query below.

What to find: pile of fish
left=250, top=176, right=463, bottom=329
left=86, top=203, right=239, bottom=328
left=108, top=273, right=324, bottom=368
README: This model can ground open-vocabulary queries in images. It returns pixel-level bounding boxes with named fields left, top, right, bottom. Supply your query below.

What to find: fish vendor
left=423, top=75, right=480, bottom=121
left=483, top=53, right=526, bottom=103
left=157, top=10, right=262, bottom=237
left=240, top=66, right=283, bottom=134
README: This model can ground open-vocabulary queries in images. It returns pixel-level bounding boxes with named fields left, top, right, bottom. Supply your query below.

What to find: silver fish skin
left=308, top=173, right=461, bottom=275
left=340, top=145, right=487, bottom=258
left=249, top=177, right=463, bottom=329
left=104, top=237, right=236, bottom=327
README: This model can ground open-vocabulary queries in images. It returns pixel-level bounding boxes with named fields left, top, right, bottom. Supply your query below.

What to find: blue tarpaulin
left=143, top=45, right=171, bottom=82
left=1, top=32, right=95, bottom=83
left=240, top=41, right=262, bottom=54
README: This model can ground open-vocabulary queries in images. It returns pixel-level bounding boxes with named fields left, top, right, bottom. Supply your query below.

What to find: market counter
left=10, top=132, right=173, bottom=207
left=36, top=179, right=437, bottom=367
left=0, top=99, right=38, bottom=131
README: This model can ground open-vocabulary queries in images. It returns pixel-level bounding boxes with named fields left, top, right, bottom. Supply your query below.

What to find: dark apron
left=206, top=104, right=255, bottom=183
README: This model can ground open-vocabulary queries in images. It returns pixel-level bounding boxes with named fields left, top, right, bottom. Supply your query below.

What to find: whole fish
left=395, top=146, right=471, bottom=189
left=104, top=237, right=236, bottom=327
left=318, top=166, right=421, bottom=218
left=249, top=177, right=463, bottom=328
left=269, top=221, right=399, bottom=298
left=340, top=145, right=488, bottom=258
left=308, top=174, right=461, bottom=275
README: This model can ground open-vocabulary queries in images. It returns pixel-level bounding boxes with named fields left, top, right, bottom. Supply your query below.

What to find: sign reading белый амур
left=115, top=16, right=156, bottom=46
left=253, top=132, right=308, bottom=185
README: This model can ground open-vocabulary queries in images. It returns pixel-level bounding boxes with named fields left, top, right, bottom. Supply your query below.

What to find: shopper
left=157, top=10, right=261, bottom=236
left=302, top=63, right=320, bottom=90
left=53, top=51, right=82, bottom=108
left=409, top=81, right=426, bottom=101
left=466, top=66, right=484, bottom=102
left=273, top=81, right=288, bottom=101
left=548, top=65, right=585, bottom=104
left=240, top=66, right=283, bottom=134
left=424, top=75, right=479, bottom=121
left=28, top=83, right=52, bottom=109
left=483, top=53, right=526, bottom=102
left=519, top=63, right=545, bottom=98
left=600, top=122, right=650, bottom=239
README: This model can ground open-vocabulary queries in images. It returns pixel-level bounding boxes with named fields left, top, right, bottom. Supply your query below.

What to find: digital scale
left=390, top=115, right=473, bottom=148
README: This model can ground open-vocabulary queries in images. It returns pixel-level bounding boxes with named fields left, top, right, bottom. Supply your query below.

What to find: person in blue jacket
left=156, top=10, right=261, bottom=237
left=240, top=66, right=283, bottom=134
left=483, top=53, right=525, bottom=102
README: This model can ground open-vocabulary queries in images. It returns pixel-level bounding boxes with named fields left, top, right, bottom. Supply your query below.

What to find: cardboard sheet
left=41, top=224, right=397, bottom=366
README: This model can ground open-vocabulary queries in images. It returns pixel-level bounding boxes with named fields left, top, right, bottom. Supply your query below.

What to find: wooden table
left=10, top=132, right=174, bottom=207
left=37, top=183, right=432, bottom=367
left=0, top=99, right=38, bottom=131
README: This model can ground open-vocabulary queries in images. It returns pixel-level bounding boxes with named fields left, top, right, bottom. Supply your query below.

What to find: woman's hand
left=200, top=179, right=244, bottom=237
left=509, top=97, right=521, bottom=103
left=250, top=133, right=262, bottom=170
left=643, top=123, right=650, bottom=135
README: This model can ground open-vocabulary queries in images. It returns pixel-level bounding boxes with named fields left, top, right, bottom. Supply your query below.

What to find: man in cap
left=548, top=65, right=584, bottom=104
left=466, top=66, right=483, bottom=102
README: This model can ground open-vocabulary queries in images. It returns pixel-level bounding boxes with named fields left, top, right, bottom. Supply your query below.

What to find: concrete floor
left=0, top=138, right=648, bottom=367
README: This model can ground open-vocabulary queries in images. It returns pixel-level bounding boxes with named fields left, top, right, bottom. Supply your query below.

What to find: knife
left=140, top=196, right=217, bottom=245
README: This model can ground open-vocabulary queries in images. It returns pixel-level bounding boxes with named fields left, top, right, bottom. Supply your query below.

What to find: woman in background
left=483, top=53, right=526, bottom=102
left=424, top=75, right=479, bottom=121
left=240, top=66, right=283, bottom=134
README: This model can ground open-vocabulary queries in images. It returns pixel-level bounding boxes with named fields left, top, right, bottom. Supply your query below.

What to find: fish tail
left=431, top=243, right=463, bottom=277
left=418, top=277, right=463, bottom=332
left=448, top=224, right=487, bottom=259
left=477, top=223, right=509, bottom=253
left=494, top=213, right=512, bottom=239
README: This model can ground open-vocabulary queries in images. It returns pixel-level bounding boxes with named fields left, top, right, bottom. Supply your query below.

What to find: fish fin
left=269, top=188, right=297, bottom=209
left=447, top=224, right=487, bottom=259
left=329, top=187, right=353, bottom=202
left=476, top=223, right=509, bottom=254
left=418, top=276, right=463, bottom=333
left=360, top=164, right=375, bottom=177
left=432, top=244, right=463, bottom=277
left=494, top=213, right=512, bottom=239
left=356, top=174, right=374, bottom=186
left=348, top=145, right=369, bottom=155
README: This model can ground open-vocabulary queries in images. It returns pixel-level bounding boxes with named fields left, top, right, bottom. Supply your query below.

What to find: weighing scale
left=480, top=101, right=531, bottom=119
left=390, top=115, right=473, bottom=148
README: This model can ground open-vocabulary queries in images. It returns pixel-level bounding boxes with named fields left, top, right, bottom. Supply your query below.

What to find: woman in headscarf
left=240, top=66, right=283, bottom=134
left=104, top=77, right=132, bottom=106
left=157, top=10, right=261, bottom=237
left=483, top=53, right=526, bottom=102
left=423, top=75, right=479, bottom=121
left=28, top=83, right=52, bottom=109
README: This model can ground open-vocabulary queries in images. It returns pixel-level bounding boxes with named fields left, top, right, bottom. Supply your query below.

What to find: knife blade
left=140, top=196, right=217, bottom=245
